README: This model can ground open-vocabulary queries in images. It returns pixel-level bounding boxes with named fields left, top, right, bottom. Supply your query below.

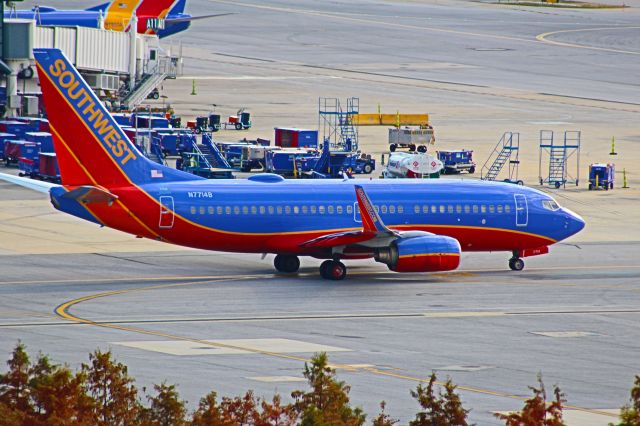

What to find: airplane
left=0, top=48, right=585, bottom=280
left=5, top=0, right=230, bottom=38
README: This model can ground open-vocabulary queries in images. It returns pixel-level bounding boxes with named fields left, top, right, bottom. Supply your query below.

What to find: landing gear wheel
left=274, top=254, right=300, bottom=273
left=509, top=258, right=524, bottom=271
left=319, top=260, right=346, bottom=280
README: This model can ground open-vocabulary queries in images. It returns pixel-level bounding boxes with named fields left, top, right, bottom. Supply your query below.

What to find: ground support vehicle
left=588, top=163, right=615, bottom=190
left=388, top=126, right=434, bottom=152
left=382, top=152, right=443, bottom=179
left=223, top=110, right=251, bottom=130
left=438, top=150, right=476, bottom=174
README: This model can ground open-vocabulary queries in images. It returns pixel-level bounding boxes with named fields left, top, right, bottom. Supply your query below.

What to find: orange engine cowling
left=374, top=235, right=461, bottom=273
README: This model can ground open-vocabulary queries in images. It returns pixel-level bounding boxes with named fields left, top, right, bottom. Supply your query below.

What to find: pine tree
left=255, top=394, right=298, bottom=426
left=611, top=375, right=640, bottom=426
left=495, top=374, right=565, bottom=426
left=410, top=372, right=471, bottom=426
left=292, top=352, right=366, bottom=426
left=191, top=391, right=225, bottom=426
left=144, top=382, right=188, bottom=426
left=0, top=343, right=32, bottom=415
left=372, top=401, right=399, bottom=426
left=81, top=349, right=143, bottom=426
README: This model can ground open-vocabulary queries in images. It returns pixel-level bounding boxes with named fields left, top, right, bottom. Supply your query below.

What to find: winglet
left=354, top=185, right=389, bottom=233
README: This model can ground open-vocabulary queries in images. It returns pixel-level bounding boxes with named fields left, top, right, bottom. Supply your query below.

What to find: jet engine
left=374, top=235, right=461, bottom=272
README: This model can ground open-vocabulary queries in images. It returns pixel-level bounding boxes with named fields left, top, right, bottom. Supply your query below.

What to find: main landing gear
left=508, top=252, right=525, bottom=271
left=319, top=260, right=347, bottom=281
left=274, top=254, right=300, bottom=273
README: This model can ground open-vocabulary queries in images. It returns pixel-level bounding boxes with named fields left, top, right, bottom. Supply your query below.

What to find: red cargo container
left=274, top=128, right=318, bottom=148
left=39, top=152, right=60, bottom=182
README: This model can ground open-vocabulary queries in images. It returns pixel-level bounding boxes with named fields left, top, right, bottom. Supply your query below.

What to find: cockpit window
left=542, top=200, right=560, bottom=211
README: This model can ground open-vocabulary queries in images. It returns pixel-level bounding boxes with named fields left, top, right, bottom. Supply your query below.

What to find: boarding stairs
left=122, top=57, right=177, bottom=110
left=198, top=133, right=231, bottom=169
left=481, top=132, right=520, bottom=182
left=538, top=130, right=581, bottom=188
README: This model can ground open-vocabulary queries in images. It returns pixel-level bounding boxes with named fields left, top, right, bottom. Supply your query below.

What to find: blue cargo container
left=26, top=132, right=54, bottom=153
left=0, top=121, right=29, bottom=138
left=134, top=115, right=170, bottom=129
left=156, top=133, right=180, bottom=156
left=274, top=128, right=318, bottom=148
left=0, top=133, right=16, bottom=158
left=18, top=142, right=40, bottom=177
left=112, top=113, right=132, bottom=126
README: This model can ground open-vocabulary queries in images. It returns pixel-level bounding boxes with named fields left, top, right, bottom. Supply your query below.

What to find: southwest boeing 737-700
left=0, top=49, right=585, bottom=280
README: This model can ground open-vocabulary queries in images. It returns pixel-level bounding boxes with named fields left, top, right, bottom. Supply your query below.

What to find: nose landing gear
left=509, top=254, right=525, bottom=271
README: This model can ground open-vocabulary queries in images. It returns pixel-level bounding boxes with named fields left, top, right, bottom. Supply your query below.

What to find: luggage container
left=388, top=126, right=434, bottom=152
left=265, top=149, right=318, bottom=176
left=112, top=113, right=132, bottom=126
left=3, top=140, right=27, bottom=166
left=274, top=128, right=318, bottom=148
left=18, top=142, right=40, bottom=177
left=38, top=152, right=61, bottom=182
left=156, top=133, right=180, bottom=156
left=588, top=163, right=615, bottom=190
left=134, top=115, right=169, bottom=129
left=437, top=150, right=476, bottom=174
left=0, top=133, right=16, bottom=159
left=208, top=114, right=221, bottom=132
left=0, top=121, right=29, bottom=138
left=26, top=132, right=54, bottom=153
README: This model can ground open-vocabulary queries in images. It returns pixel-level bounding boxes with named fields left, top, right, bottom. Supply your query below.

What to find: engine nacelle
left=375, top=235, right=461, bottom=273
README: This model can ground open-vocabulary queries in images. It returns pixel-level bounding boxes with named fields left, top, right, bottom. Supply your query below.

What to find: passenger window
left=497, top=205, right=503, bottom=214
left=294, top=206, right=299, bottom=214
left=302, top=205, right=308, bottom=214
left=234, top=206, right=240, bottom=215
left=311, top=206, right=317, bottom=214
left=347, top=205, right=353, bottom=214
left=489, top=205, right=495, bottom=214
left=505, top=205, right=511, bottom=213
left=414, top=205, right=420, bottom=214
left=225, top=206, right=231, bottom=215
left=259, top=206, right=265, bottom=214
left=319, top=205, right=325, bottom=214
left=242, top=206, right=249, bottom=215
left=337, top=205, right=343, bottom=214
left=381, top=205, right=388, bottom=214
left=199, top=206, right=205, bottom=215
left=208, top=206, right=214, bottom=214
left=277, top=206, right=283, bottom=214
left=423, top=205, right=429, bottom=214
left=217, top=206, right=222, bottom=215
left=374, top=205, right=379, bottom=213
left=464, top=205, right=470, bottom=214
left=390, top=205, right=396, bottom=214
left=439, top=205, right=445, bottom=213
left=328, top=205, right=334, bottom=214
left=481, top=205, right=486, bottom=213
left=456, top=205, right=462, bottom=214
left=251, top=206, right=257, bottom=214
left=285, top=206, right=291, bottom=214
left=447, top=205, right=453, bottom=214
left=431, top=205, right=437, bottom=214
left=473, top=205, right=478, bottom=214
left=190, top=206, right=196, bottom=214
left=398, top=205, right=404, bottom=214
left=268, top=206, right=274, bottom=214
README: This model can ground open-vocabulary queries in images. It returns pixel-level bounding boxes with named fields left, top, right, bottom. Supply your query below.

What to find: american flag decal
left=151, top=170, right=163, bottom=178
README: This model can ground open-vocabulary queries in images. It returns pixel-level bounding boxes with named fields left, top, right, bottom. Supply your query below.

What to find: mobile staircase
left=480, top=132, right=522, bottom=184
left=538, top=130, right=581, bottom=188
left=200, top=133, right=232, bottom=169
left=122, top=57, right=177, bottom=110
left=318, top=97, right=359, bottom=151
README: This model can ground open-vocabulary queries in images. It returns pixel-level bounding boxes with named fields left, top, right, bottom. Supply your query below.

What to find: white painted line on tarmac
left=248, top=376, right=306, bottom=383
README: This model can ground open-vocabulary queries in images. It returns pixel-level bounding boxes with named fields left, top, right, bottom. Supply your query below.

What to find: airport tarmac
left=5, top=0, right=640, bottom=424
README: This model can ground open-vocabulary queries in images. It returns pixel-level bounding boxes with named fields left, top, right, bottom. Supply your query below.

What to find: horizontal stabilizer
left=62, top=186, right=118, bottom=205
left=0, top=172, right=58, bottom=194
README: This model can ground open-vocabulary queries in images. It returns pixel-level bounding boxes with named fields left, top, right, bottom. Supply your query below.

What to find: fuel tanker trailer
left=382, top=152, right=443, bottom=178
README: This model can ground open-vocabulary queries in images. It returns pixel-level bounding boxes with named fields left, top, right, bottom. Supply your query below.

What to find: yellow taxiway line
left=52, top=275, right=618, bottom=417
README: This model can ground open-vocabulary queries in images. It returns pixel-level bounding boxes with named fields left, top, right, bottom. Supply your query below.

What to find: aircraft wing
left=166, top=13, right=235, bottom=23
left=0, top=172, right=58, bottom=194
left=300, top=185, right=401, bottom=249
